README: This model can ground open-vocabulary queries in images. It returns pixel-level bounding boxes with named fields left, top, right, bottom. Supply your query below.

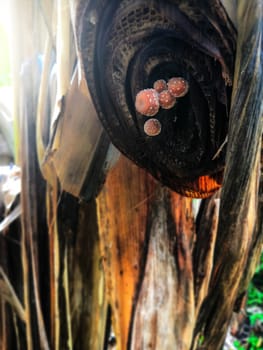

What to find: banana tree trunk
left=0, top=1, right=262, bottom=350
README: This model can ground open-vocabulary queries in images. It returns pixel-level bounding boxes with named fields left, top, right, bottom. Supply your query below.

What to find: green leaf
left=233, top=339, right=245, bottom=350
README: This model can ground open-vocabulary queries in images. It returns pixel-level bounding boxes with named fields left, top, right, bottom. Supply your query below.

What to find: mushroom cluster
left=135, top=77, right=189, bottom=136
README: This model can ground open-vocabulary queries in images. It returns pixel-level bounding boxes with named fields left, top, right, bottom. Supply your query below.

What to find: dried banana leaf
left=195, top=0, right=263, bottom=348
left=50, top=68, right=109, bottom=198
left=45, top=1, right=121, bottom=200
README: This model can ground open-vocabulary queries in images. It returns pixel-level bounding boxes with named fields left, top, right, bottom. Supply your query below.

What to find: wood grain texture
left=131, top=189, right=195, bottom=350
left=96, top=156, right=157, bottom=349
left=97, top=156, right=198, bottom=349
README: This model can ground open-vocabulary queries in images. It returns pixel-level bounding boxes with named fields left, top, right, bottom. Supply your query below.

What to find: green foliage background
left=234, top=253, right=263, bottom=350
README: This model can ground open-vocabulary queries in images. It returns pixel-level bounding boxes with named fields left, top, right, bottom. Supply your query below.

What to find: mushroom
left=167, top=77, right=189, bottom=97
left=135, top=89, right=160, bottom=116
left=158, top=90, right=177, bottom=109
left=143, top=118, right=162, bottom=136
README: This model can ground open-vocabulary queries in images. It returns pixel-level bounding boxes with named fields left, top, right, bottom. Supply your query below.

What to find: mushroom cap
left=153, top=79, right=167, bottom=93
left=143, top=118, right=162, bottom=136
left=159, top=90, right=177, bottom=109
left=135, top=89, right=160, bottom=116
left=167, top=77, right=189, bottom=97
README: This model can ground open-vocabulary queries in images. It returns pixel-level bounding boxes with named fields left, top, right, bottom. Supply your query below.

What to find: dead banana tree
left=0, top=1, right=262, bottom=350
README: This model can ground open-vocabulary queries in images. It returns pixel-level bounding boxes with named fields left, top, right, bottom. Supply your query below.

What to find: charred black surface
left=78, top=0, right=236, bottom=197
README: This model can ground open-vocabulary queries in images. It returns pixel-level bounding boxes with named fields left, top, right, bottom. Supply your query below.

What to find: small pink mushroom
left=153, top=79, right=167, bottom=93
left=135, top=89, right=160, bottom=116
left=158, top=90, right=176, bottom=109
left=167, top=77, right=189, bottom=97
left=143, top=118, right=162, bottom=136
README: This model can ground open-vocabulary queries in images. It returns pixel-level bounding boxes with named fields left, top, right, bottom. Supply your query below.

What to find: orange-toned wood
left=178, top=172, right=223, bottom=199
left=96, top=156, right=157, bottom=349
left=96, top=155, right=197, bottom=349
